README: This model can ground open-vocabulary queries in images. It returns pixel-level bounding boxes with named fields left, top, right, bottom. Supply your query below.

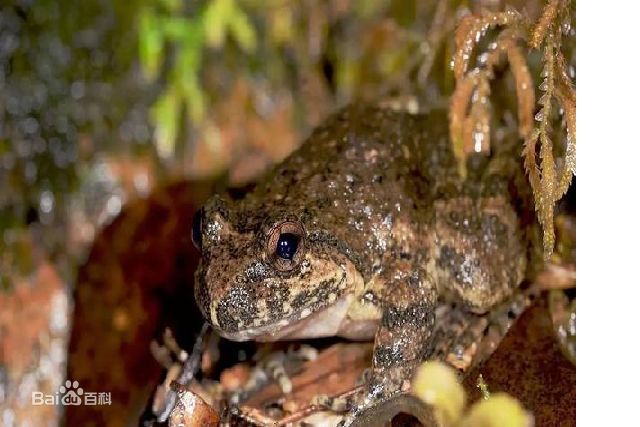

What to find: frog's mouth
left=255, top=292, right=355, bottom=342
left=214, top=271, right=353, bottom=342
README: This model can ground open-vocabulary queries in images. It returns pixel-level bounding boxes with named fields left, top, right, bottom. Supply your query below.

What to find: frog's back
left=241, top=104, right=536, bottom=283
left=252, top=104, right=458, bottom=207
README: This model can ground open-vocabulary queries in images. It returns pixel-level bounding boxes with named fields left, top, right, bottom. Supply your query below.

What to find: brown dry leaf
left=463, top=76, right=491, bottom=156
left=526, top=24, right=576, bottom=259
left=449, top=71, right=479, bottom=174
left=522, top=128, right=542, bottom=198
left=168, top=382, right=220, bottom=427
left=452, top=8, right=525, bottom=81
left=506, top=40, right=535, bottom=138
left=449, top=22, right=533, bottom=177
left=553, top=54, right=576, bottom=200
left=530, top=0, right=560, bottom=48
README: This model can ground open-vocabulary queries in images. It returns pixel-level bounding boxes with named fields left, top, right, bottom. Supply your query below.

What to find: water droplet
left=454, top=345, right=464, bottom=359
left=539, top=79, right=548, bottom=91
left=535, top=110, right=544, bottom=122
left=22, top=117, right=39, bottom=135
left=70, top=81, right=85, bottom=99
left=538, top=94, right=548, bottom=106
left=381, top=214, right=392, bottom=229
left=473, top=131, right=484, bottom=152
left=134, top=173, right=150, bottom=195
left=106, top=194, right=122, bottom=217
left=40, top=190, right=54, bottom=214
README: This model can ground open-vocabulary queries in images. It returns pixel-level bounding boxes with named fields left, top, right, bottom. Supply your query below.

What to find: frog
left=191, top=103, right=536, bottom=424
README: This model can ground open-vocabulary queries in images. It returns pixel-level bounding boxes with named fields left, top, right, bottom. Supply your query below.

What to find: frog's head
left=192, top=195, right=362, bottom=341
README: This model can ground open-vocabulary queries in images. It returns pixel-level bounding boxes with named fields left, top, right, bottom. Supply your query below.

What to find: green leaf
left=174, top=34, right=203, bottom=84
left=139, top=7, right=163, bottom=80
left=184, top=82, right=205, bottom=125
left=158, top=0, right=181, bottom=13
left=229, top=6, right=257, bottom=53
left=174, top=41, right=205, bottom=124
left=152, top=88, right=181, bottom=159
left=163, top=16, right=191, bottom=42
left=204, top=0, right=233, bottom=48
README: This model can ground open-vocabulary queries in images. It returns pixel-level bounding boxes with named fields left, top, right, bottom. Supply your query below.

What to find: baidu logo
left=32, top=380, right=111, bottom=406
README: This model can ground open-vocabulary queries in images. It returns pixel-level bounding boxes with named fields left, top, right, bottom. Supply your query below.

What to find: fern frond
left=450, top=0, right=575, bottom=261
left=530, top=0, right=560, bottom=48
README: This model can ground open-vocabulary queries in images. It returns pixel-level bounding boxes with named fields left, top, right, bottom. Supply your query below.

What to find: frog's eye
left=268, top=221, right=305, bottom=271
left=276, top=233, right=299, bottom=260
left=191, top=207, right=204, bottom=252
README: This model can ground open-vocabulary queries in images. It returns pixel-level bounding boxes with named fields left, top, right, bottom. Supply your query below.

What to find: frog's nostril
left=192, top=207, right=204, bottom=252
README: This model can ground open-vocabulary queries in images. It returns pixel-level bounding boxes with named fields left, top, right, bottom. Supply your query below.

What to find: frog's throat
left=212, top=262, right=364, bottom=342
left=255, top=292, right=356, bottom=341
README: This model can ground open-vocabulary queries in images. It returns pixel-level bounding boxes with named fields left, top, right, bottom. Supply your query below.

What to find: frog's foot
left=429, top=304, right=489, bottom=372
left=230, top=345, right=317, bottom=404
left=338, top=376, right=406, bottom=427
left=355, top=367, right=372, bottom=386
left=339, top=389, right=437, bottom=427
left=431, top=288, right=539, bottom=373
left=230, top=354, right=289, bottom=404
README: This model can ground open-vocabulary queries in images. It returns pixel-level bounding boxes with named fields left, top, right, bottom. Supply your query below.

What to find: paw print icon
left=60, top=380, right=84, bottom=406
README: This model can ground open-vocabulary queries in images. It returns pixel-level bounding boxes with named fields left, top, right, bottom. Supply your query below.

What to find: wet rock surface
left=462, top=299, right=576, bottom=426
left=64, top=180, right=215, bottom=426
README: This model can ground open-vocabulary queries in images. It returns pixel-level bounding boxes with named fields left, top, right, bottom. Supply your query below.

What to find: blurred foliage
left=1, top=0, right=575, bottom=293
left=1, top=0, right=152, bottom=289
left=412, top=360, right=466, bottom=426
left=137, top=0, right=463, bottom=162
left=412, top=361, right=533, bottom=427
left=139, top=0, right=259, bottom=158
left=459, top=393, right=532, bottom=427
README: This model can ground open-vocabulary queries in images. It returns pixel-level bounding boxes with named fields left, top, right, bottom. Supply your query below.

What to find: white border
left=578, top=1, right=640, bottom=425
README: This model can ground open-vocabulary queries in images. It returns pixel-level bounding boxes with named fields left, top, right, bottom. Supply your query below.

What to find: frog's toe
left=337, top=414, right=355, bottom=427
left=355, top=367, right=372, bottom=386
left=341, top=391, right=438, bottom=427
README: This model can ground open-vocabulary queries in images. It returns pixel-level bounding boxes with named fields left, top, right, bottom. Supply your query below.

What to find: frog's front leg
left=342, top=263, right=437, bottom=425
